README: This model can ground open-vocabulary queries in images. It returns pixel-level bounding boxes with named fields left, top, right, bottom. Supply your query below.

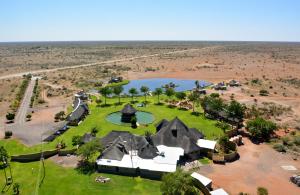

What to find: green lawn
left=0, top=160, right=161, bottom=195
left=0, top=94, right=223, bottom=194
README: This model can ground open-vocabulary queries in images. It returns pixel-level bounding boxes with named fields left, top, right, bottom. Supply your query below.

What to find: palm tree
left=165, top=88, right=175, bottom=102
left=113, top=86, right=124, bottom=105
left=140, top=86, right=149, bottom=103
left=161, top=169, right=201, bottom=195
left=99, top=87, right=112, bottom=105
left=188, top=92, right=199, bottom=112
left=153, top=88, right=163, bottom=104
left=195, top=80, right=200, bottom=90
left=128, top=88, right=138, bottom=102
left=175, top=92, right=186, bottom=108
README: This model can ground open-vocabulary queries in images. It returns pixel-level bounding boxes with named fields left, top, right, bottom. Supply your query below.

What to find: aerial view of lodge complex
left=0, top=1, right=300, bottom=195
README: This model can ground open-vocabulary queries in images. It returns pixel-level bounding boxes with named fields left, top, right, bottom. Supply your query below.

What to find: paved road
left=0, top=47, right=219, bottom=80
left=14, top=78, right=36, bottom=125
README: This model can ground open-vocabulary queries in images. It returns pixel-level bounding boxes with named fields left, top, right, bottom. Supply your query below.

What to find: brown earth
left=199, top=138, right=300, bottom=195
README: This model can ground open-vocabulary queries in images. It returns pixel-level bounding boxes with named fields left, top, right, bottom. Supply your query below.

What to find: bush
left=215, top=121, right=231, bottom=132
left=294, top=136, right=300, bottom=146
left=246, top=117, right=277, bottom=141
left=281, top=136, right=293, bottom=146
left=259, top=89, right=269, bottom=96
left=257, top=187, right=268, bottom=195
left=72, top=136, right=83, bottom=146
left=6, top=112, right=15, bottom=121
left=218, top=135, right=236, bottom=154
left=273, top=143, right=286, bottom=152
left=4, top=131, right=13, bottom=139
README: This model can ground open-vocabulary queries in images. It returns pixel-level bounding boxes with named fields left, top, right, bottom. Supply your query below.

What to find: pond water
left=106, top=111, right=155, bottom=126
left=123, top=78, right=211, bottom=94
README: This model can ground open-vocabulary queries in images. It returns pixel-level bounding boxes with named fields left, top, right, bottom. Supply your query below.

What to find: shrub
left=4, top=131, right=13, bottom=139
left=294, top=136, right=300, bottom=146
left=273, top=143, right=286, bottom=152
left=246, top=117, right=277, bottom=141
left=218, top=135, right=236, bottom=153
left=259, top=89, right=269, bottom=96
left=6, top=112, right=15, bottom=121
left=215, top=121, right=231, bottom=132
left=72, top=136, right=83, bottom=146
left=257, top=187, right=268, bottom=195
left=281, top=136, right=293, bottom=146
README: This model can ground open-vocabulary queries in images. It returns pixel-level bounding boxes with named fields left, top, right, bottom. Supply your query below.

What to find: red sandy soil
left=199, top=138, right=300, bottom=195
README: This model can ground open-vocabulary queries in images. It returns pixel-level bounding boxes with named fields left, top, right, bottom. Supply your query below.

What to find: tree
left=246, top=117, right=277, bottom=141
left=153, top=88, right=163, bottom=104
left=165, top=88, right=175, bottom=101
left=0, top=146, right=9, bottom=164
left=128, top=88, right=138, bottom=102
left=77, top=139, right=102, bottom=161
left=140, top=86, right=149, bottom=103
left=161, top=169, right=200, bottom=195
left=6, top=112, right=15, bottom=121
left=226, top=100, right=245, bottom=121
left=72, top=135, right=83, bottom=146
left=99, top=87, right=112, bottom=105
left=175, top=92, right=186, bottom=108
left=188, top=92, right=199, bottom=112
left=113, top=86, right=124, bottom=105
left=195, top=80, right=200, bottom=90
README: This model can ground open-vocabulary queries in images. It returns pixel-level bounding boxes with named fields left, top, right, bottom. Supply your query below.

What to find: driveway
left=198, top=138, right=300, bottom=195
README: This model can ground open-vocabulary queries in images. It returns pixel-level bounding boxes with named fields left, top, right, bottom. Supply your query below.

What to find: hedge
left=11, top=149, right=58, bottom=162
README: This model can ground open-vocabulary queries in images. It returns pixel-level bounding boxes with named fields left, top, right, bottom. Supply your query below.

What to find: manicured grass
left=0, top=160, right=161, bottom=195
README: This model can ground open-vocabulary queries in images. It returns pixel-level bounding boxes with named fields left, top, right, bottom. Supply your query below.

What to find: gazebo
left=121, top=104, right=137, bottom=123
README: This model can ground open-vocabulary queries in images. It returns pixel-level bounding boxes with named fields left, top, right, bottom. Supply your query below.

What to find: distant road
left=0, top=47, right=218, bottom=80
left=14, top=78, right=36, bottom=125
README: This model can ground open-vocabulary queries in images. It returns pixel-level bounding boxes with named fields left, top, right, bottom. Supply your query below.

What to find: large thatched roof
left=152, top=117, right=204, bottom=154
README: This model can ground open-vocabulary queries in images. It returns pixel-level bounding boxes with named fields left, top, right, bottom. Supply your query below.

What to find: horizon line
left=0, top=40, right=300, bottom=44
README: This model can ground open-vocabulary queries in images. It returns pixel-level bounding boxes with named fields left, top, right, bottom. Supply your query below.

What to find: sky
left=0, top=0, right=300, bottom=42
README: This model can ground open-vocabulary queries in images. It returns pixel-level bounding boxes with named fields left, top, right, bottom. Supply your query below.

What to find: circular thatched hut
left=121, top=104, right=137, bottom=123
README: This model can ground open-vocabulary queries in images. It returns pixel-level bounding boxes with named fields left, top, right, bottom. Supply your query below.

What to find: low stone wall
left=224, top=151, right=239, bottom=162
left=226, top=129, right=238, bottom=138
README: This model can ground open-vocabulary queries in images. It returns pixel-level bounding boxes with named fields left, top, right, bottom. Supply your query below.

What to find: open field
left=0, top=42, right=299, bottom=131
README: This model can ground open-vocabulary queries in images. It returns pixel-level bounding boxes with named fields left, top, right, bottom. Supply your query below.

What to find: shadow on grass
left=100, top=104, right=112, bottom=108
left=75, top=160, right=96, bottom=175
left=167, top=105, right=176, bottom=109
left=191, top=112, right=201, bottom=116
left=177, top=107, right=188, bottom=111
left=154, top=102, right=164, bottom=106
left=114, top=102, right=124, bottom=106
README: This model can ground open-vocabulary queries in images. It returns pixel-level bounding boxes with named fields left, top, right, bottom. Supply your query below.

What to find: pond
left=123, top=78, right=211, bottom=94
left=106, top=111, right=155, bottom=126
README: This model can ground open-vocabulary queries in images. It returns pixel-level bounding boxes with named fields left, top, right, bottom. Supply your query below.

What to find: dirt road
left=0, top=47, right=219, bottom=80
left=14, top=78, right=35, bottom=125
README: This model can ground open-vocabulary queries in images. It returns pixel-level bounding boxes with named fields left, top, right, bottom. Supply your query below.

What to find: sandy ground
left=199, top=138, right=300, bottom=195
left=49, top=155, right=80, bottom=168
